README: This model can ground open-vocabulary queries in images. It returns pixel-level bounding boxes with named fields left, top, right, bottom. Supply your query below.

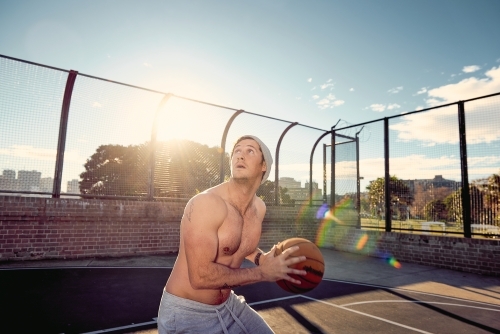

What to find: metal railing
left=332, top=92, right=500, bottom=238
left=0, top=54, right=331, bottom=207
left=1, top=53, right=499, bottom=238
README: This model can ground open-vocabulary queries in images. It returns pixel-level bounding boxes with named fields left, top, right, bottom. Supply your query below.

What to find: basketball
left=274, top=237, right=324, bottom=294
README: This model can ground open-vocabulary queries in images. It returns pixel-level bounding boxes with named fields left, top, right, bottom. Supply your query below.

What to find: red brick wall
left=0, top=196, right=183, bottom=260
left=321, top=227, right=500, bottom=276
left=1, top=196, right=498, bottom=276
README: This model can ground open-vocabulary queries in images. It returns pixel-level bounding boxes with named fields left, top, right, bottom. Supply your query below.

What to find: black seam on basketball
left=290, top=273, right=321, bottom=285
left=303, top=258, right=325, bottom=266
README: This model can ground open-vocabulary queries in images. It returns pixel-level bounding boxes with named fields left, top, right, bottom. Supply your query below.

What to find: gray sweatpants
left=157, top=290, right=275, bottom=334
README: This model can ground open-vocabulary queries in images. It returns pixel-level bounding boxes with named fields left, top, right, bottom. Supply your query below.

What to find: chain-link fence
left=334, top=94, right=500, bottom=238
left=0, top=54, right=332, bottom=208
left=1, top=54, right=499, bottom=239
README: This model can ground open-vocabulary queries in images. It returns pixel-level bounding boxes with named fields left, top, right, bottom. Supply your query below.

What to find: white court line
left=323, top=278, right=500, bottom=307
left=82, top=318, right=157, bottom=334
left=248, top=295, right=302, bottom=306
left=341, top=300, right=500, bottom=312
left=300, top=295, right=433, bottom=334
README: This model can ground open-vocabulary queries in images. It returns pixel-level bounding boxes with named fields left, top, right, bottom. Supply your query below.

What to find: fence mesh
left=464, top=95, right=500, bottom=236
left=0, top=57, right=67, bottom=194
left=63, top=75, right=162, bottom=196
left=1, top=54, right=499, bottom=239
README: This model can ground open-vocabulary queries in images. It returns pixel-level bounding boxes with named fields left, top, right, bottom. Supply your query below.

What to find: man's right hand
left=258, top=245, right=307, bottom=285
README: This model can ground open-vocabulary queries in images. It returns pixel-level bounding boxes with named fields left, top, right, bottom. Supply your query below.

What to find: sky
left=0, top=0, right=499, bottom=192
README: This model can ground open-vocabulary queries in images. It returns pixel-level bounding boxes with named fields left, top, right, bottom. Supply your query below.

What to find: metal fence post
left=458, top=101, right=472, bottom=238
left=356, top=133, right=361, bottom=229
left=52, top=70, right=78, bottom=198
left=219, top=110, right=245, bottom=183
left=308, top=131, right=330, bottom=206
left=384, top=117, right=391, bottom=232
left=330, top=130, right=336, bottom=207
left=274, top=122, right=298, bottom=205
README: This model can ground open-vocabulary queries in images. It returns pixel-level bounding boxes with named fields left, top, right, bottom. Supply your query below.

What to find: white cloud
left=415, top=87, right=427, bottom=95
left=370, top=104, right=386, bottom=112
left=387, top=103, right=400, bottom=110
left=312, top=95, right=320, bottom=100
left=316, top=93, right=343, bottom=109
left=143, top=62, right=152, bottom=67
left=0, top=145, right=82, bottom=163
left=317, top=99, right=330, bottom=106
left=320, top=83, right=334, bottom=90
left=426, top=66, right=500, bottom=106
left=388, top=86, right=403, bottom=94
left=307, top=78, right=312, bottom=82
left=462, top=65, right=481, bottom=73
left=92, top=102, right=102, bottom=108
left=349, top=88, right=354, bottom=92
left=386, top=66, right=500, bottom=146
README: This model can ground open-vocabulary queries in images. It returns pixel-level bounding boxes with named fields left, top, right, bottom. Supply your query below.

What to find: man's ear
left=262, top=161, right=267, bottom=172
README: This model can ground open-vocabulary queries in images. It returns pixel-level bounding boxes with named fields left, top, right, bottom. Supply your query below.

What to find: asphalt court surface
left=1, top=262, right=500, bottom=334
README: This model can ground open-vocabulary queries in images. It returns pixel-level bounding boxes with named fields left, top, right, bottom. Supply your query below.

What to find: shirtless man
left=157, top=135, right=307, bottom=334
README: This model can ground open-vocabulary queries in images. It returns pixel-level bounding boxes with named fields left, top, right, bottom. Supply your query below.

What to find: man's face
left=231, top=139, right=267, bottom=182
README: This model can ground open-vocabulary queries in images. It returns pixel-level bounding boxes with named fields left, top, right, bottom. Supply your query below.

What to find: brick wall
left=320, top=227, right=500, bottom=276
left=0, top=196, right=183, bottom=260
left=1, top=196, right=498, bottom=276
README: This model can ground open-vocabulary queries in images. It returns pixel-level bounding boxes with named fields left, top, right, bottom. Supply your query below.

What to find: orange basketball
left=274, top=237, right=324, bottom=294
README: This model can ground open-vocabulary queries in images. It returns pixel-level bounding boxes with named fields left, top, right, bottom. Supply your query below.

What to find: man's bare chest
left=217, top=205, right=261, bottom=257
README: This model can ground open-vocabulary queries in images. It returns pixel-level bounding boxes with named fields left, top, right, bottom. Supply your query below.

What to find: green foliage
left=79, top=140, right=230, bottom=198
left=79, top=144, right=149, bottom=196
left=366, top=176, right=413, bottom=216
left=256, top=180, right=295, bottom=206
left=423, top=199, right=447, bottom=222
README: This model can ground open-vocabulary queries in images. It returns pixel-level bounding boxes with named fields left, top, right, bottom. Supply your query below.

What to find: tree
left=154, top=140, right=230, bottom=198
left=80, top=140, right=230, bottom=198
left=413, top=185, right=453, bottom=220
left=444, top=189, right=462, bottom=225
left=256, top=180, right=294, bottom=206
left=423, top=199, right=447, bottom=222
left=79, top=144, right=149, bottom=196
left=366, top=176, right=413, bottom=218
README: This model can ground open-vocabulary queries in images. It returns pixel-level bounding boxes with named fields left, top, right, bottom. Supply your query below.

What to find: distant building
left=3, top=170, right=15, bottom=179
left=40, top=177, right=54, bottom=193
left=67, top=179, right=80, bottom=194
left=0, top=170, right=17, bottom=191
left=279, top=177, right=322, bottom=203
left=279, top=177, right=301, bottom=189
left=17, top=170, right=41, bottom=191
left=402, top=175, right=460, bottom=193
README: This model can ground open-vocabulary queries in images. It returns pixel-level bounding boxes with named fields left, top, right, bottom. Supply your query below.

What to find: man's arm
left=183, top=194, right=306, bottom=290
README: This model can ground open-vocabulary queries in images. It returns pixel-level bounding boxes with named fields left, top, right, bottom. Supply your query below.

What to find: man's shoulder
left=254, top=196, right=266, bottom=215
left=190, top=189, right=226, bottom=208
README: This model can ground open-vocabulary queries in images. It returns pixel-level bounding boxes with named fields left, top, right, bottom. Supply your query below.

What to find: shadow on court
left=1, top=260, right=500, bottom=334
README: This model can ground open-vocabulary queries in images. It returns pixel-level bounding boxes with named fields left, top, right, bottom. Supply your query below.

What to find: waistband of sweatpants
left=162, top=290, right=235, bottom=313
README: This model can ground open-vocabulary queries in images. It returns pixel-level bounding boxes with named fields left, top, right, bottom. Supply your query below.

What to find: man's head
left=231, top=135, right=273, bottom=184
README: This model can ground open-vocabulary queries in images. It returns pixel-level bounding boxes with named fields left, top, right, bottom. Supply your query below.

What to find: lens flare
left=356, top=234, right=369, bottom=250
left=315, top=197, right=355, bottom=247
left=388, top=257, right=402, bottom=269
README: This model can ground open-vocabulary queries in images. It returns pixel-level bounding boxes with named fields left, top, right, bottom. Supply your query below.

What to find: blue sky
left=1, top=0, right=499, bottom=191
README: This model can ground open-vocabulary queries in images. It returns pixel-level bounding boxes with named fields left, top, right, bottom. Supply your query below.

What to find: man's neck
left=226, top=178, right=260, bottom=215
